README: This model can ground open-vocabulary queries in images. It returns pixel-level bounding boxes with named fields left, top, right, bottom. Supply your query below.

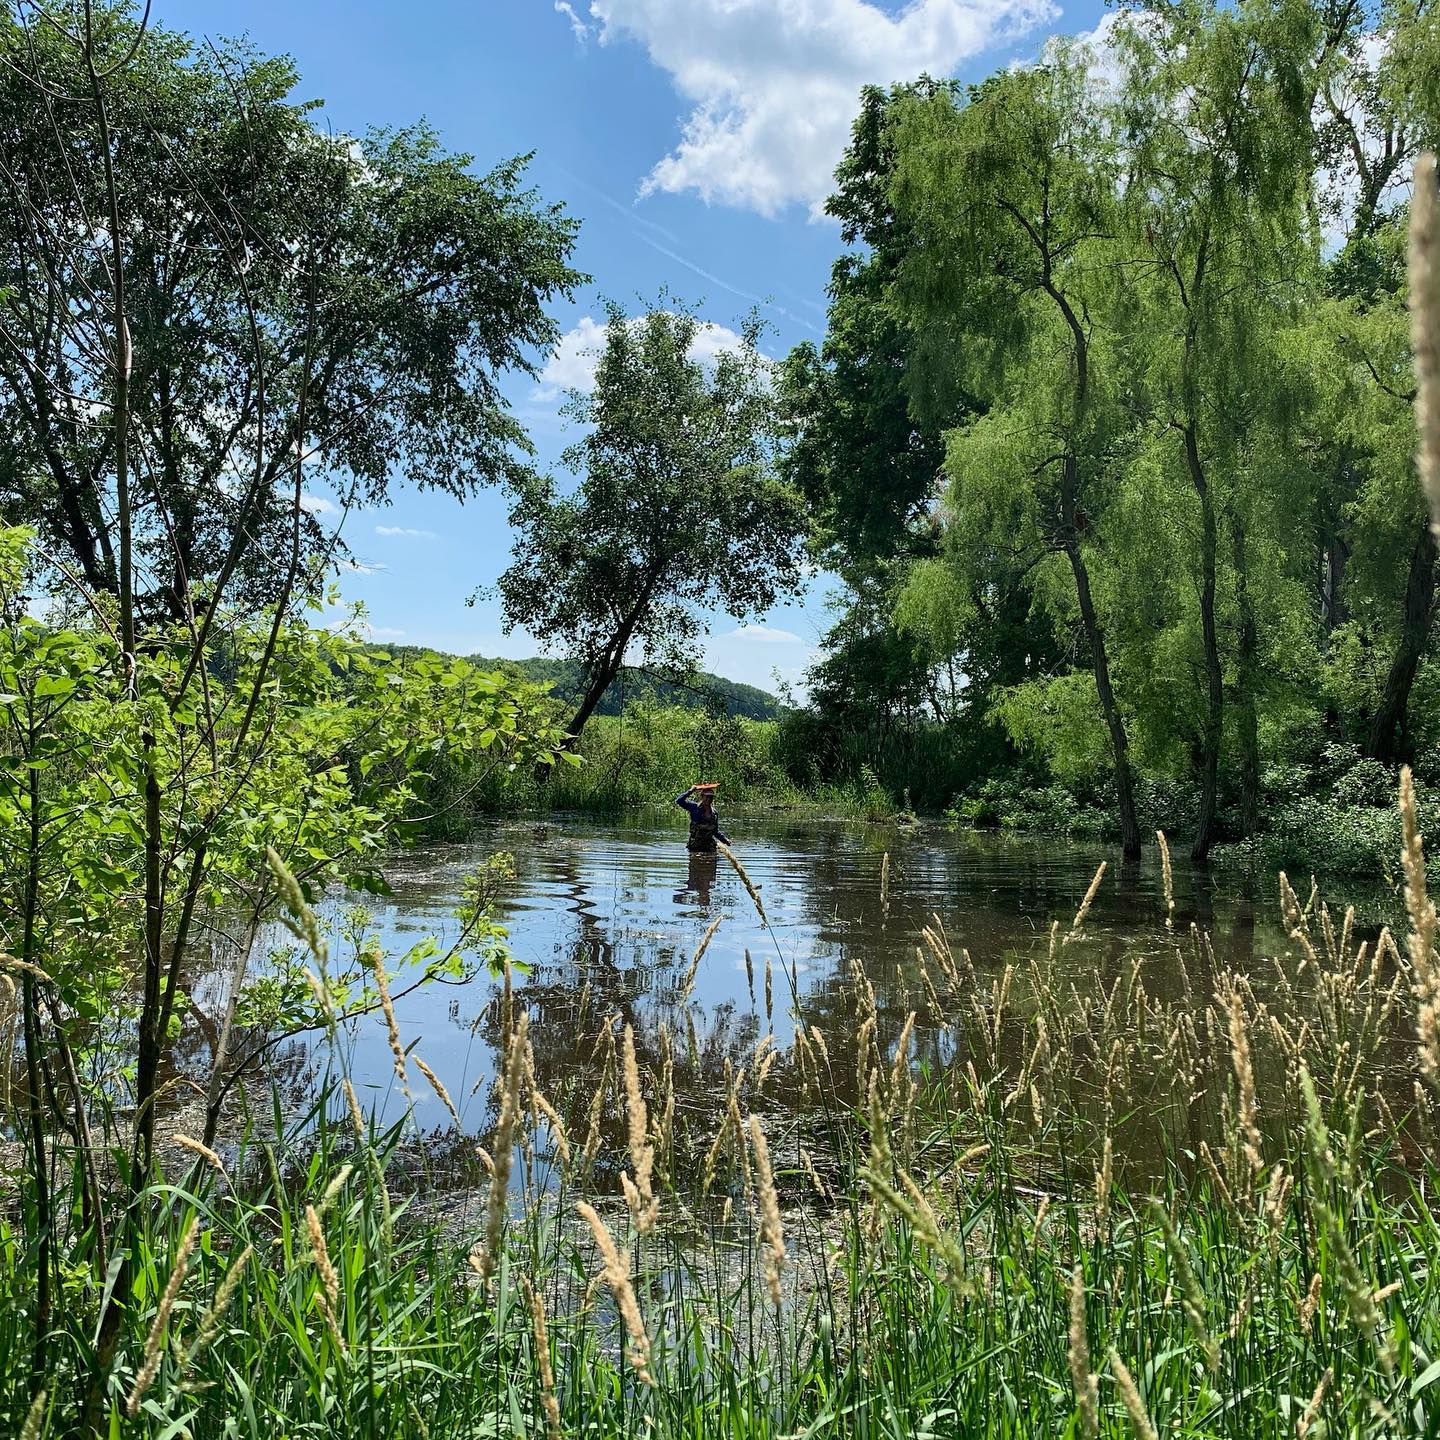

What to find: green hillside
left=371, top=645, right=783, bottom=721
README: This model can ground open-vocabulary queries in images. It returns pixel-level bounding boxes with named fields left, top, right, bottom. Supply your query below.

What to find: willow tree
left=1308, top=0, right=1440, bottom=760
left=1118, top=0, right=1316, bottom=856
left=887, top=57, right=1143, bottom=858
left=495, top=303, right=806, bottom=746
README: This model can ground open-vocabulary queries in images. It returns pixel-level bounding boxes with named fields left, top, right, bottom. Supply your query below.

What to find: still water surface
left=278, top=812, right=1305, bottom=1138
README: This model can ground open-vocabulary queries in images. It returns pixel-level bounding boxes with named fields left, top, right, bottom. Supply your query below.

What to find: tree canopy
left=0, top=5, right=582, bottom=617
left=494, top=302, right=806, bottom=743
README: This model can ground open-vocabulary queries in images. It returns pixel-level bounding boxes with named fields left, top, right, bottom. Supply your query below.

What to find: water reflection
left=270, top=815, right=1323, bottom=1150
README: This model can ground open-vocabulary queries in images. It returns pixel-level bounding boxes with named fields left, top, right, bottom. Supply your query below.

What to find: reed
left=13, top=787, right=1440, bottom=1437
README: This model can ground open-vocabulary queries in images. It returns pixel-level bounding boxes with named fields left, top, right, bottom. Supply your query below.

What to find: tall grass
left=419, top=702, right=901, bottom=826
left=6, top=772, right=1440, bottom=1436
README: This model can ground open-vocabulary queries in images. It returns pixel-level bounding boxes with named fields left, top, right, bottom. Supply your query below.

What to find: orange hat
left=694, top=781, right=719, bottom=791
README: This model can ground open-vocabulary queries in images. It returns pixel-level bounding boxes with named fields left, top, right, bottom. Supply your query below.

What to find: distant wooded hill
left=370, top=646, right=783, bottom=721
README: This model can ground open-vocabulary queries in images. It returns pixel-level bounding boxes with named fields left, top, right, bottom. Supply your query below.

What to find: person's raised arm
left=676, top=787, right=695, bottom=811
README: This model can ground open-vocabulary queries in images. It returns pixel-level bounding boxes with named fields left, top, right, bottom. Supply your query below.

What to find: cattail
left=530, top=1083, right=572, bottom=1167
left=170, top=1132, right=226, bottom=1179
left=1156, top=830, right=1174, bottom=929
left=305, top=968, right=334, bottom=1024
left=717, top=841, right=767, bottom=925
left=0, top=954, right=54, bottom=984
left=1400, top=767, right=1440, bottom=1084
left=1226, top=988, right=1263, bottom=1172
left=622, top=1024, right=658, bottom=1232
left=1151, top=1200, right=1218, bottom=1370
left=800, top=1145, right=830, bottom=1199
left=19, top=1388, right=45, bottom=1440
left=809, top=1025, right=830, bottom=1069
left=700, top=1102, right=733, bottom=1197
left=889, top=1011, right=916, bottom=1100
left=1410, top=153, right=1440, bottom=537
left=1068, top=1267, right=1099, bottom=1440
left=521, top=1277, right=563, bottom=1440
left=319, top=1163, right=353, bottom=1218
left=305, top=1204, right=340, bottom=1311
left=266, top=846, right=327, bottom=961
left=856, top=1015, right=877, bottom=1100
left=680, top=916, right=722, bottom=1000
left=1094, top=1134, right=1114, bottom=1231
left=371, top=948, right=410, bottom=1100
left=342, top=1078, right=367, bottom=1144
left=1297, top=1367, right=1332, bottom=1439
left=126, top=1216, right=200, bottom=1416
left=185, top=1244, right=254, bottom=1366
left=575, top=1202, right=653, bottom=1385
left=580, top=1076, right=605, bottom=1176
left=480, top=1011, right=530, bottom=1281
left=748, top=1115, right=786, bottom=1308
left=727, top=1084, right=752, bottom=1193
left=1067, top=863, right=1106, bottom=942
left=415, top=1056, right=463, bottom=1131
left=1108, top=1350, right=1159, bottom=1440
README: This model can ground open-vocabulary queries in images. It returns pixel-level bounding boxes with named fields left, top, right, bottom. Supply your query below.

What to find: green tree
left=1117, top=0, right=1317, bottom=856
left=887, top=56, right=1145, bottom=856
left=0, top=5, right=581, bottom=617
left=494, top=302, right=806, bottom=746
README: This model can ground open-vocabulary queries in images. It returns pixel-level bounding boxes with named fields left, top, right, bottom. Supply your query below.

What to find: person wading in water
left=676, top=782, right=728, bottom=852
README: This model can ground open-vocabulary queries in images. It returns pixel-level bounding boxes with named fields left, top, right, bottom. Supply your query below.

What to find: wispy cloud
left=633, top=232, right=823, bottom=334
left=374, top=524, right=437, bottom=539
left=555, top=0, right=591, bottom=44
left=367, top=625, right=407, bottom=640
left=727, top=624, right=804, bottom=644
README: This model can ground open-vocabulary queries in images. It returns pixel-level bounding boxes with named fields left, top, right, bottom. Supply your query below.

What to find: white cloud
left=374, top=524, right=437, bottom=539
left=555, top=1, right=591, bottom=44
left=727, top=623, right=804, bottom=644
left=534, top=313, right=748, bottom=400
left=367, top=625, right=407, bottom=640
left=300, top=493, right=339, bottom=515
left=590, top=0, right=1058, bottom=217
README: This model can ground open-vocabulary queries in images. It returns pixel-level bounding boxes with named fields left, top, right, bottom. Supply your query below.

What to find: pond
left=267, top=810, right=1322, bottom=1149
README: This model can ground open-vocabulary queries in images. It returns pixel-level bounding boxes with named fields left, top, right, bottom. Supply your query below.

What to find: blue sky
left=160, top=0, right=1108, bottom=693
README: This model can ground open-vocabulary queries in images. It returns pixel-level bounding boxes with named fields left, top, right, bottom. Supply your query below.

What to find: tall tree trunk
left=1040, top=260, right=1139, bottom=859
left=1231, top=517, right=1260, bottom=839
left=1062, top=459, right=1141, bottom=860
left=1366, top=522, right=1438, bottom=762
left=1322, top=529, right=1349, bottom=636
left=21, top=759, right=51, bottom=1399
left=565, top=654, right=623, bottom=746
left=1184, top=422, right=1224, bottom=862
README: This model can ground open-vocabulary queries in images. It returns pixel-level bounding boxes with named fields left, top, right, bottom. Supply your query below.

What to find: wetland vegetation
left=2, top=0, right=1440, bottom=1435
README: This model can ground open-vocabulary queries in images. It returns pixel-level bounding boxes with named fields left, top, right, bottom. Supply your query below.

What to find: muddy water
left=282, top=811, right=1304, bottom=1142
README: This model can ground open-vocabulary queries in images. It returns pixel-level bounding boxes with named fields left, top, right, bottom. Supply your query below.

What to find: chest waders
left=687, top=810, right=720, bottom=852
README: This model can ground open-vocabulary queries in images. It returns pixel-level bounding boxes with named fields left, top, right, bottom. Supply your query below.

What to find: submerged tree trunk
left=1231, top=517, right=1260, bottom=839
left=1185, top=422, right=1224, bottom=862
left=1366, top=522, right=1438, bottom=762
